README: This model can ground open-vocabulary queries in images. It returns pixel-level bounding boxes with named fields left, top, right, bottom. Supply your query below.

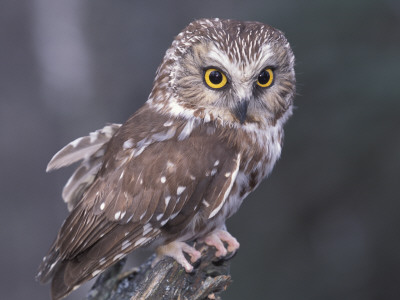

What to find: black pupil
left=209, top=70, right=223, bottom=84
left=258, top=70, right=270, bottom=85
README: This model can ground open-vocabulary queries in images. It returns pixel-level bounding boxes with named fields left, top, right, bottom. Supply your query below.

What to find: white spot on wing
left=161, top=176, right=166, bottom=183
left=178, top=118, right=195, bottom=140
left=100, top=202, right=105, bottom=210
left=170, top=212, right=179, bottom=220
left=165, top=196, right=171, bottom=206
left=177, top=186, right=186, bottom=195
left=113, top=253, right=124, bottom=261
left=134, top=237, right=148, bottom=246
left=102, top=124, right=120, bottom=138
left=163, top=120, right=173, bottom=127
left=165, top=160, right=177, bottom=174
left=202, top=199, right=210, bottom=207
left=114, top=211, right=121, bottom=220
left=49, top=262, right=57, bottom=271
left=143, top=223, right=153, bottom=235
left=123, top=139, right=134, bottom=150
left=94, top=148, right=105, bottom=158
left=209, top=153, right=241, bottom=219
left=214, top=160, right=220, bottom=166
left=89, top=132, right=99, bottom=143
left=121, top=240, right=132, bottom=250
left=152, top=127, right=176, bottom=142
left=70, top=137, right=83, bottom=148
left=132, top=138, right=152, bottom=157
left=92, top=270, right=102, bottom=277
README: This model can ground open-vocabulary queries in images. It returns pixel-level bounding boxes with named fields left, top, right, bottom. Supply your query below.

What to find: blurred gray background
left=1, top=0, right=399, bottom=299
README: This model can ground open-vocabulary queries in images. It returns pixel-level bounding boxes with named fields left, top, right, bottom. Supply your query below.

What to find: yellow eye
left=204, top=68, right=227, bottom=89
left=257, top=68, right=274, bottom=87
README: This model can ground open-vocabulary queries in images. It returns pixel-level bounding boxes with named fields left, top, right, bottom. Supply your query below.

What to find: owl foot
left=203, top=229, right=240, bottom=257
left=153, top=241, right=201, bottom=273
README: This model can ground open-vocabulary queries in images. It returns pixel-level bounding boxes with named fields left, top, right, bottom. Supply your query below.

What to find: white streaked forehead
left=207, top=43, right=274, bottom=81
left=207, top=43, right=274, bottom=99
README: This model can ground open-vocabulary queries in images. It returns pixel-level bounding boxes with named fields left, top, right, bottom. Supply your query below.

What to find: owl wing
left=47, top=123, right=122, bottom=211
left=38, top=114, right=240, bottom=300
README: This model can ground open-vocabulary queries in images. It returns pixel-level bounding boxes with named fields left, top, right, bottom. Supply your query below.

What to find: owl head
left=149, top=18, right=296, bottom=128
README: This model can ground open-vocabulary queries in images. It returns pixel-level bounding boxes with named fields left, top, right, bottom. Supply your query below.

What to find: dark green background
left=1, top=0, right=399, bottom=299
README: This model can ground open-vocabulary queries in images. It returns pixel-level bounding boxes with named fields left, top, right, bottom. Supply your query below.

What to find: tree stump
left=85, top=243, right=234, bottom=300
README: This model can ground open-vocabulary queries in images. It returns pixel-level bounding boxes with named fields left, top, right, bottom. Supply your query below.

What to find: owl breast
left=183, top=120, right=284, bottom=241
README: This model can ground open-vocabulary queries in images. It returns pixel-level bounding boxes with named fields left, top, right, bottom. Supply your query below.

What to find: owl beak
left=233, top=99, right=249, bottom=124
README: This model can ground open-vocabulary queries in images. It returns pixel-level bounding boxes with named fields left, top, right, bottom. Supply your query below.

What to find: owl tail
left=39, top=223, right=158, bottom=300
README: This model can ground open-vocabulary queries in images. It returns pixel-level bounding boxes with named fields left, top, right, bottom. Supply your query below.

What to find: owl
left=37, top=18, right=296, bottom=300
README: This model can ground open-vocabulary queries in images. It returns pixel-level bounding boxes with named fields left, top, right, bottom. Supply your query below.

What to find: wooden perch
left=85, top=244, right=233, bottom=300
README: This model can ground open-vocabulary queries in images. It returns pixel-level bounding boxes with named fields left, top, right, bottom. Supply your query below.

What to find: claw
left=205, top=234, right=227, bottom=257
left=153, top=241, right=201, bottom=273
left=203, top=229, right=240, bottom=257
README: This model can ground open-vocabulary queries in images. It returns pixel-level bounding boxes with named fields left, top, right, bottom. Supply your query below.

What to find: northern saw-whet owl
left=37, top=18, right=296, bottom=300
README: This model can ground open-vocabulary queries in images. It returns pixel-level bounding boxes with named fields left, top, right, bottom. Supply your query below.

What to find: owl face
left=157, top=19, right=296, bottom=127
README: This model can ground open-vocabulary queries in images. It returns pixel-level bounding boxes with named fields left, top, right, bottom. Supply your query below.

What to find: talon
left=154, top=241, right=201, bottom=273
left=215, top=230, right=240, bottom=253
left=181, top=242, right=202, bottom=263
left=205, top=234, right=227, bottom=257
left=203, top=229, right=240, bottom=257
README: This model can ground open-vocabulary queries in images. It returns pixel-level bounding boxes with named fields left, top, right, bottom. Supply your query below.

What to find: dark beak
left=233, top=99, right=249, bottom=124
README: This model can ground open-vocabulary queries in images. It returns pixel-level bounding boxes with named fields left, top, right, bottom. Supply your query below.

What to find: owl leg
left=153, top=241, right=201, bottom=272
left=203, top=229, right=240, bottom=257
